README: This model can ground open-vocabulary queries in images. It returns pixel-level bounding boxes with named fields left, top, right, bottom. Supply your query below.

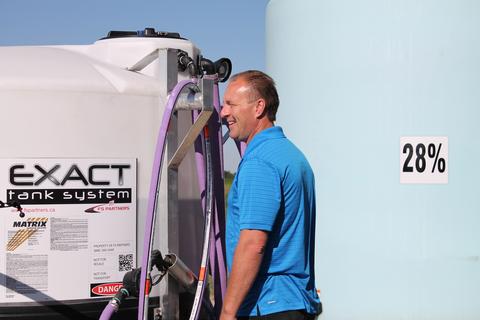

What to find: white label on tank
left=400, top=137, right=448, bottom=184
left=0, top=158, right=136, bottom=303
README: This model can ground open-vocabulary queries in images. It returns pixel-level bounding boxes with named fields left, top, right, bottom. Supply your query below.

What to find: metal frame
left=127, top=48, right=215, bottom=320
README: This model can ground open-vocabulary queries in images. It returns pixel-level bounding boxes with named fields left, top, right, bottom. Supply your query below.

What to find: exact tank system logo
left=7, top=217, right=48, bottom=251
left=90, top=282, right=123, bottom=297
left=6, top=164, right=132, bottom=205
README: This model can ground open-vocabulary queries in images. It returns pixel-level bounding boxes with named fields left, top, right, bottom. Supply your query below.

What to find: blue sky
left=0, top=0, right=269, bottom=171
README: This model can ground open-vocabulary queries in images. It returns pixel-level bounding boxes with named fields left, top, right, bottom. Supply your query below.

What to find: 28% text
left=402, top=143, right=446, bottom=173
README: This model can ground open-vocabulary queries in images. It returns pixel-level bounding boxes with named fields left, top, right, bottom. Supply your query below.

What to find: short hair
left=230, top=70, right=280, bottom=122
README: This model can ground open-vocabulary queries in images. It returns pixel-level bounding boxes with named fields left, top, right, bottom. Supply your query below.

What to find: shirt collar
left=243, top=126, right=285, bottom=158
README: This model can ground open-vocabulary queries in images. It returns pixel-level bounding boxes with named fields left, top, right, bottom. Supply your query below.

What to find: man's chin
left=228, top=131, right=247, bottom=143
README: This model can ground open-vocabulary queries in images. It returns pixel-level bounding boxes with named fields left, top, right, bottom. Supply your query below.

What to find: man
left=220, top=70, right=321, bottom=320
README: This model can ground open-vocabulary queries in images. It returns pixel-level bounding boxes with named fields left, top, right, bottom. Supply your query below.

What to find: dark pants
left=238, top=310, right=317, bottom=320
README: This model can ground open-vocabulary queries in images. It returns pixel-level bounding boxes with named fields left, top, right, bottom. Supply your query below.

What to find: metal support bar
left=167, top=78, right=214, bottom=170
left=128, top=49, right=160, bottom=72
left=222, top=131, right=230, bottom=145
left=174, top=93, right=203, bottom=111
left=163, top=50, right=180, bottom=320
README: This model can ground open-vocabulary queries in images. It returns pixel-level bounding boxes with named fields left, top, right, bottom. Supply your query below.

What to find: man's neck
left=246, top=120, right=274, bottom=145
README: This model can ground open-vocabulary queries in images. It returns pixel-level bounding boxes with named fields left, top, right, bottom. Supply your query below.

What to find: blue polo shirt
left=226, top=126, right=320, bottom=316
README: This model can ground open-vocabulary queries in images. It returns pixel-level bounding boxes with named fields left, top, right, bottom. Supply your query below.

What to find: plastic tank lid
left=99, top=27, right=186, bottom=40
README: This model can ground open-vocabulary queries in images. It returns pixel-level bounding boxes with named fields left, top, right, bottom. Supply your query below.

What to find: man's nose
left=220, top=105, right=229, bottom=118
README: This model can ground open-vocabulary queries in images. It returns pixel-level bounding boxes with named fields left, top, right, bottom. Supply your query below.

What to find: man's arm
left=220, top=229, right=268, bottom=320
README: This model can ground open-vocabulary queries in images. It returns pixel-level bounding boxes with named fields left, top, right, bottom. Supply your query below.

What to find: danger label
left=90, top=282, right=123, bottom=297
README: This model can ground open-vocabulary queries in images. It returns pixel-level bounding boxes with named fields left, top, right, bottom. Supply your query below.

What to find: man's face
left=221, top=79, right=258, bottom=142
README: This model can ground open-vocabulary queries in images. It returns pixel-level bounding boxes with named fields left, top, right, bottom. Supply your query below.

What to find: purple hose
left=138, top=80, right=196, bottom=320
left=99, top=303, right=116, bottom=320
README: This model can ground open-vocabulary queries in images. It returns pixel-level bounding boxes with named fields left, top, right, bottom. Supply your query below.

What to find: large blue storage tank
left=266, top=0, right=480, bottom=319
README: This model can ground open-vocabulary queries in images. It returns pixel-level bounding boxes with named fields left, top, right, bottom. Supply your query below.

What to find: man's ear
left=255, top=98, right=267, bottom=118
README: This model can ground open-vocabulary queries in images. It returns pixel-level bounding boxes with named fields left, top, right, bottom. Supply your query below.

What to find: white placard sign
left=400, top=137, right=448, bottom=184
left=0, top=158, right=136, bottom=303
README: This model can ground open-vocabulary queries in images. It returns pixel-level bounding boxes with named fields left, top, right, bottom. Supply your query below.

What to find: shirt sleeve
left=237, top=158, right=281, bottom=231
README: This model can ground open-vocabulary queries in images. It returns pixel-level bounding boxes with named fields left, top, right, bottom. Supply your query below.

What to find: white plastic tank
left=0, top=28, right=205, bottom=317
left=267, top=1, right=480, bottom=319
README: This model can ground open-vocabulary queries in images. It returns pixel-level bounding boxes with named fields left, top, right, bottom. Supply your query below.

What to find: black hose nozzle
left=122, top=267, right=151, bottom=297
left=178, top=50, right=197, bottom=77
